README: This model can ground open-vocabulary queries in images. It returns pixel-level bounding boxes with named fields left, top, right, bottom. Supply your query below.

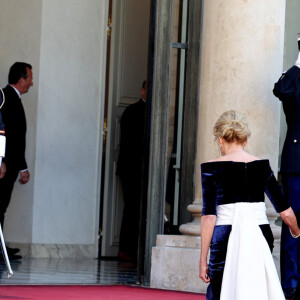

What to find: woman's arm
left=263, top=164, right=300, bottom=237
left=280, top=207, right=300, bottom=237
left=199, top=214, right=216, bottom=283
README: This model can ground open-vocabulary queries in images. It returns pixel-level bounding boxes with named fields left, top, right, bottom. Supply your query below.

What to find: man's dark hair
left=8, top=62, right=32, bottom=84
left=142, top=80, right=147, bottom=89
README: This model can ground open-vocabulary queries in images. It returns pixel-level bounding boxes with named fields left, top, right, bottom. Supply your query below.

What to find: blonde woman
left=199, top=110, right=300, bottom=300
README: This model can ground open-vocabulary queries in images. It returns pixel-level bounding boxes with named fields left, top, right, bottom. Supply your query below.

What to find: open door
left=101, top=0, right=150, bottom=257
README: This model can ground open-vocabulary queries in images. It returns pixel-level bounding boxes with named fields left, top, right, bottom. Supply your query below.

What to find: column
left=180, top=0, right=286, bottom=237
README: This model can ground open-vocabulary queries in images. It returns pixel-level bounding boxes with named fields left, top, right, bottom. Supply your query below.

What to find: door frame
left=101, top=0, right=151, bottom=257
left=101, top=0, right=126, bottom=257
left=93, top=0, right=110, bottom=258
left=143, top=0, right=203, bottom=283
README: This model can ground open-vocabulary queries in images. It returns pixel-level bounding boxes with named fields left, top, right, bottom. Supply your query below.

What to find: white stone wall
left=0, top=0, right=108, bottom=257
left=0, top=0, right=42, bottom=243
left=32, top=0, right=107, bottom=250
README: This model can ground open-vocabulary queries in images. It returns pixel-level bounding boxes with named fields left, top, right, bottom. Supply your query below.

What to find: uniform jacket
left=273, top=65, right=300, bottom=173
left=0, top=85, right=27, bottom=171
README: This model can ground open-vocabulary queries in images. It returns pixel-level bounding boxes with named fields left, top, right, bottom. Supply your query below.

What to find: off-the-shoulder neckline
left=202, top=159, right=269, bottom=165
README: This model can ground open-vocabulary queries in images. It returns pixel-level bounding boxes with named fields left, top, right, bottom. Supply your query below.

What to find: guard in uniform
left=273, top=40, right=300, bottom=299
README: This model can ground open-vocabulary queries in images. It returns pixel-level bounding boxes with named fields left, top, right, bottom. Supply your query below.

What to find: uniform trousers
left=280, top=174, right=300, bottom=297
left=0, top=167, right=19, bottom=228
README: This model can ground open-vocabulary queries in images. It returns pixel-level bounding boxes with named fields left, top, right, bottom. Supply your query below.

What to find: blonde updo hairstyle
left=214, top=110, right=251, bottom=145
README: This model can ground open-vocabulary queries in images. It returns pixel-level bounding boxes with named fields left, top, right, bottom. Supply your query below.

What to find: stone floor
left=0, top=258, right=137, bottom=285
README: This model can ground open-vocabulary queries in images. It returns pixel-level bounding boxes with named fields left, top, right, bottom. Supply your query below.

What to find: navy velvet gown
left=201, top=160, right=290, bottom=300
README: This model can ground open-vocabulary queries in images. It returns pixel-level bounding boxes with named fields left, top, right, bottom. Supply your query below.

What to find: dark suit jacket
left=1, top=85, right=27, bottom=171
left=0, top=89, right=5, bottom=132
left=273, top=66, right=300, bottom=173
left=116, top=99, right=146, bottom=179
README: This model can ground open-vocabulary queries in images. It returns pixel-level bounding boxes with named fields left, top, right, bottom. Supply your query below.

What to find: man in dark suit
left=273, top=50, right=300, bottom=299
left=0, top=62, right=33, bottom=259
left=116, top=80, right=147, bottom=262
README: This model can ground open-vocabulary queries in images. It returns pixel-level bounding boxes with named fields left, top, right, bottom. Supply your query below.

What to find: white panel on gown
left=216, top=203, right=285, bottom=300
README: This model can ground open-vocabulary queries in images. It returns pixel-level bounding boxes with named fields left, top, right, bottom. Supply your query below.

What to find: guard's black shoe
left=284, top=287, right=296, bottom=300
left=0, top=254, right=22, bottom=261
left=9, top=254, right=22, bottom=260
left=6, top=246, right=20, bottom=255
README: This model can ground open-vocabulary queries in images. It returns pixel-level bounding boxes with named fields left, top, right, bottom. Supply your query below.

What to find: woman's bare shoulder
left=246, top=154, right=261, bottom=161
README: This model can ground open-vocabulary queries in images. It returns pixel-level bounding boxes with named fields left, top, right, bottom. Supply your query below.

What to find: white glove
left=0, top=135, right=5, bottom=157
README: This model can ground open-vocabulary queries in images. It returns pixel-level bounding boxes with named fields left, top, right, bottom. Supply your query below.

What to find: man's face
left=20, top=67, right=33, bottom=94
left=141, top=81, right=147, bottom=101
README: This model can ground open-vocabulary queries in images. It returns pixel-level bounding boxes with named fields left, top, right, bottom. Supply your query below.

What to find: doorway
left=100, top=2, right=203, bottom=285
left=100, top=0, right=151, bottom=258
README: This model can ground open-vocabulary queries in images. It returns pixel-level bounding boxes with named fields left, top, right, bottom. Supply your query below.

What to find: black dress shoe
left=9, top=254, right=22, bottom=260
left=284, top=287, right=296, bottom=299
left=6, top=246, right=20, bottom=255
left=0, top=253, right=22, bottom=261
